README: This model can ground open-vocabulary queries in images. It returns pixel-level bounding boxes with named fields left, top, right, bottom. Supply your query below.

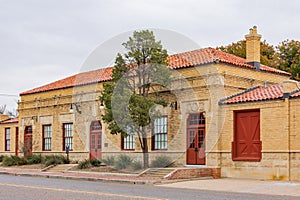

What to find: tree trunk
left=142, top=127, right=149, bottom=168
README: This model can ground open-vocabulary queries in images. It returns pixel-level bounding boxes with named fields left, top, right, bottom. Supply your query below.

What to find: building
left=0, top=115, right=19, bottom=156
left=2, top=27, right=299, bottom=180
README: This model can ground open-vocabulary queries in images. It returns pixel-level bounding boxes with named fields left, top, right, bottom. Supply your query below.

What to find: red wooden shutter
left=233, top=110, right=262, bottom=161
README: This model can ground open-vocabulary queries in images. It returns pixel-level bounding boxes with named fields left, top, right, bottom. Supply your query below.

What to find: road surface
left=0, top=175, right=297, bottom=200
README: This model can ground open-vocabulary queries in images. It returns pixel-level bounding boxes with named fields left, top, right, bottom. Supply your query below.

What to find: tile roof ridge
left=288, top=89, right=300, bottom=97
left=219, top=85, right=261, bottom=105
left=168, top=47, right=213, bottom=56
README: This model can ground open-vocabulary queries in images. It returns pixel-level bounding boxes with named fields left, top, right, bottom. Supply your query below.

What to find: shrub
left=78, top=159, right=92, bottom=169
left=26, top=154, right=42, bottom=164
left=0, top=155, right=5, bottom=162
left=131, top=161, right=143, bottom=170
left=43, top=155, right=69, bottom=167
left=90, top=159, right=101, bottom=167
left=101, top=156, right=115, bottom=166
left=150, top=156, right=172, bottom=168
left=114, top=154, right=133, bottom=170
left=2, top=156, right=26, bottom=166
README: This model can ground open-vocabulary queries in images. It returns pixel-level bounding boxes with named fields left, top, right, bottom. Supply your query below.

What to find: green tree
left=217, top=40, right=278, bottom=67
left=276, top=40, right=300, bottom=80
left=218, top=39, right=300, bottom=80
left=100, top=30, right=172, bottom=168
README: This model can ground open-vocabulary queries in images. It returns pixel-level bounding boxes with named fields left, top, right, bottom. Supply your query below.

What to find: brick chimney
left=245, top=26, right=261, bottom=70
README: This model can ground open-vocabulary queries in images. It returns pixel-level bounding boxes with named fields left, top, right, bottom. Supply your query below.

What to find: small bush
left=43, top=155, right=69, bottom=167
left=151, top=156, right=172, bottom=168
left=0, top=155, right=5, bottom=162
left=2, top=156, right=26, bottom=166
left=78, top=159, right=92, bottom=169
left=26, top=154, right=42, bottom=164
left=115, top=154, right=133, bottom=170
left=90, top=159, right=101, bottom=167
left=101, top=156, right=115, bottom=166
left=131, top=161, right=143, bottom=170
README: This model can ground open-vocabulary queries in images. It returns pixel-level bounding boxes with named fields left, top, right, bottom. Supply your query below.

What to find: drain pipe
left=288, top=98, right=291, bottom=181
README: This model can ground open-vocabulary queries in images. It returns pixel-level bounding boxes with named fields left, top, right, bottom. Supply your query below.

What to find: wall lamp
left=30, top=116, right=37, bottom=122
left=99, top=101, right=105, bottom=110
left=70, top=103, right=82, bottom=114
left=170, top=101, right=178, bottom=110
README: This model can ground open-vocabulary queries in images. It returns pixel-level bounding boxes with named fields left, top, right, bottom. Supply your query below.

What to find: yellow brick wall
left=288, top=98, right=300, bottom=180
left=0, top=122, right=18, bottom=155
left=18, top=82, right=103, bottom=160
left=218, top=98, right=300, bottom=181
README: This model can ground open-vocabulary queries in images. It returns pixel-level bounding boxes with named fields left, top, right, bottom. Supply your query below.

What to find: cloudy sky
left=0, top=0, right=299, bottom=111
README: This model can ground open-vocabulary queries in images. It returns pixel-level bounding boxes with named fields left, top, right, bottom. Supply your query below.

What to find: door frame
left=186, top=112, right=206, bottom=165
left=24, top=126, right=33, bottom=157
left=232, top=109, right=261, bottom=161
left=89, top=120, right=102, bottom=160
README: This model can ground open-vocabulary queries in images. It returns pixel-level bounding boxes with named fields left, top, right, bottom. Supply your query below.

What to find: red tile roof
left=20, top=48, right=290, bottom=95
left=0, top=117, right=18, bottom=124
left=291, top=91, right=300, bottom=98
left=168, top=48, right=290, bottom=76
left=220, top=85, right=284, bottom=104
left=21, top=67, right=113, bottom=95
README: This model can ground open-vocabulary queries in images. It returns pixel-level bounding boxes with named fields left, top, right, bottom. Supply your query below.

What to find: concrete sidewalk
left=159, top=178, right=300, bottom=197
left=0, top=166, right=160, bottom=184
left=1, top=166, right=300, bottom=197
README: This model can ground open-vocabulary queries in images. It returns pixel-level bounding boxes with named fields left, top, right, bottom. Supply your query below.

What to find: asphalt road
left=0, top=175, right=298, bottom=200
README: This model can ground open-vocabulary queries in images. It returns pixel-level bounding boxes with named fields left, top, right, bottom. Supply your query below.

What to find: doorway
left=186, top=113, right=206, bottom=165
left=24, top=126, right=32, bottom=157
left=90, top=121, right=102, bottom=160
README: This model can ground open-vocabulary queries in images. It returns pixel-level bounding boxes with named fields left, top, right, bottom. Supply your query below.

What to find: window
left=121, top=126, right=135, bottom=150
left=152, top=116, right=168, bottom=150
left=43, top=125, right=52, bottom=151
left=25, top=126, right=32, bottom=134
left=189, top=113, right=205, bottom=126
left=5, top=128, right=10, bottom=151
left=63, top=123, right=73, bottom=151
left=232, top=110, right=262, bottom=161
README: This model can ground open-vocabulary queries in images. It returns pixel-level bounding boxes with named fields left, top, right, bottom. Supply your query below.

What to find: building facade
left=0, top=115, right=19, bottom=156
left=1, top=27, right=299, bottom=181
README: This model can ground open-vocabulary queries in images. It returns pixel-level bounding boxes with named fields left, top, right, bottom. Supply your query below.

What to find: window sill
left=151, top=149, right=168, bottom=151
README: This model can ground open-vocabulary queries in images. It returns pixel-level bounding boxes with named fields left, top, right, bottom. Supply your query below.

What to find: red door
left=90, top=121, right=102, bottom=160
left=233, top=110, right=262, bottom=161
left=187, top=113, right=206, bottom=165
left=24, top=126, right=32, bottom=157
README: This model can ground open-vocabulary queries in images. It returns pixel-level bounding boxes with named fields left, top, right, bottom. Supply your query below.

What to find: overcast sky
left=0, top=0, right=299, bottom=111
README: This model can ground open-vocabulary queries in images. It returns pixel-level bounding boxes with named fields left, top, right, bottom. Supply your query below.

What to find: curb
left=0, top=170, right=159, bottom=185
